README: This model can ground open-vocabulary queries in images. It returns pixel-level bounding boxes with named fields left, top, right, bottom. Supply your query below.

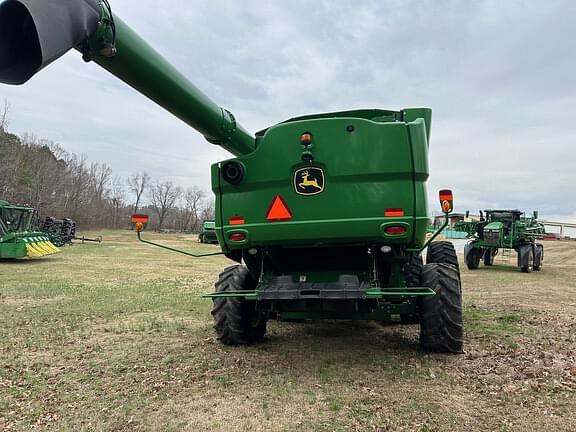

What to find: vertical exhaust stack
left=0, top=0, right=255, bottom=156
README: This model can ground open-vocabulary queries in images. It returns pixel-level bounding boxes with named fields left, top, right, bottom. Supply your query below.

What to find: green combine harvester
left=0, top=0, right=463, bottom=352
left=454, top=210, right=545, bottom=273
left=0, top=199, right=60, bottom=258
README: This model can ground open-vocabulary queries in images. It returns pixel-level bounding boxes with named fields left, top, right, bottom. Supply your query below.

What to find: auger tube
left=0, top=0, right=254, bottom=155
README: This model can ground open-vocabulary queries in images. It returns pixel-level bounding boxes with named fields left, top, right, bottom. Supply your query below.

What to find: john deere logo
left=294, top=167, right=324, bottom=195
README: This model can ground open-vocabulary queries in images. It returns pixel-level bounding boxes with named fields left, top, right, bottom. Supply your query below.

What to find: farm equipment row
left=454, top=210, right=545, bottom=273
left=0, top=200, right=59, bottom=258
left=1, top=0, right=554, bottom=352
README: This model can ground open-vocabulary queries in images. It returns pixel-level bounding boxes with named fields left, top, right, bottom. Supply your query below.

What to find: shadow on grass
left=467, top=264, right=521, bottom=273
left=0, top=256, right=64, bottom=265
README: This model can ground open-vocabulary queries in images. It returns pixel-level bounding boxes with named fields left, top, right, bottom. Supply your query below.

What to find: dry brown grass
left=1, top=233, right=574, bottom=431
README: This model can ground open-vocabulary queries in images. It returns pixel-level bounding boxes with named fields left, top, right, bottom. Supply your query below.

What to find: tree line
left=0, top=104, right=214, bottom=231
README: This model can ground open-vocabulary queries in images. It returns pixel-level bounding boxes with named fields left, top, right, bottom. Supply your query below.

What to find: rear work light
left=384, top=226, right=407, bottom=235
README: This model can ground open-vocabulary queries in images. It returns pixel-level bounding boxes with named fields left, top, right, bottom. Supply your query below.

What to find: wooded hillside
left=0, top=106, right=213, bottom=231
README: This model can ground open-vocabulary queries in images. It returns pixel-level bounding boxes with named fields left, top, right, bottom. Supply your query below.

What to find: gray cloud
left=1, top=0, right=574, bottom=221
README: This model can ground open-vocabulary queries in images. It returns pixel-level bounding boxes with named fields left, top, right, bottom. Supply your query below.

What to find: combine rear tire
left=404, top=254, right=423, bottom=287
left=426, top=241, right=459, bottom=269
left=211, top=265, right=267, bottom=345
left=402, top=254, right=423, bottom=324
left=419, top=263, right=463, bottom=353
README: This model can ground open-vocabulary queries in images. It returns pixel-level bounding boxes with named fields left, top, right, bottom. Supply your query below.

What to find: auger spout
left=0, top=0, right=254, bottom=155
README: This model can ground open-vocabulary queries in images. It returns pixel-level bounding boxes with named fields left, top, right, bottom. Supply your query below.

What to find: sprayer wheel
left=465, top=248, right=481, bottom=270
left=483, top=248, right=494, bottom=266
left=211, top=265, right=267, bottom=345
left=419, top=263, right=463, bottom=353
left=426, top=241, right=459, bottom=269
left=521, top=247, right=533, bottom=273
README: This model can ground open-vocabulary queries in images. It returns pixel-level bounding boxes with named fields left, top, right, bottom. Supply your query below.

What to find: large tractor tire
left=419, top=263, right=463, bottom=353
left=426, top=241, right=459, bottom=270
left=402, top=254, right=424, bottom=324
left=211, top=265, right=267, bottom=345
left=404, top=254, right=423, bottom=287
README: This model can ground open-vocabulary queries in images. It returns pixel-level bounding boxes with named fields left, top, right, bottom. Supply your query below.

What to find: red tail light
left=228, top=233, right=246, bottom=242
left=384, top=226, right=407, bottom=235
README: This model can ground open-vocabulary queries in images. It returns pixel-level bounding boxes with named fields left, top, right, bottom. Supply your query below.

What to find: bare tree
left=109, top=176, right=126, bottom=228
left=127, top=171, right=150, bottom=214
left=0, top=98, right=9, bottom=131
left=150, top=181, right=182, bottom=230
left=200, top=198, right=215, bottom=222
left=182, top=186, right=205, bottom=231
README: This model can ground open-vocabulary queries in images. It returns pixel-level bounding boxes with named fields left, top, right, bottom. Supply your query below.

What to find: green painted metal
left=214, top=112, right=430, bottom=251
left=203, top=286, right=434, bottom=300
left=202, top=290, right=258, bottom=300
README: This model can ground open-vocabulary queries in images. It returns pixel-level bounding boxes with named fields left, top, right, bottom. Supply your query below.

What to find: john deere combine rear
left=455, top=210, right=545, bottom=273
left=0, top=200, right=59, bottom=258
left=0, top=0, right=463, bottom=352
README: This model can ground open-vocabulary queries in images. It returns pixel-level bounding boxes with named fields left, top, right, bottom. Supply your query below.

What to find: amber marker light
left=385, top=208, right=404, bottom=217
left=439, top=189, right=454, bottom=214
left=229, top=216, right=245, bottom=225
left=130, top=214, right=149, bottom=232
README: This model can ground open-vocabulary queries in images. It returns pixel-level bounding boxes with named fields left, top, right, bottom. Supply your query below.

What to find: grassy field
left=1, top=232, right=575, bottom=431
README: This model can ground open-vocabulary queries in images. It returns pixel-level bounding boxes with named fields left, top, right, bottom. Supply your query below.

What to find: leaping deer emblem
left=298, top=170, right=322, bottom=190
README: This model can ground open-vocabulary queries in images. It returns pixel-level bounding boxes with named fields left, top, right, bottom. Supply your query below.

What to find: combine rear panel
left=213, top=109, right=431, bottom=251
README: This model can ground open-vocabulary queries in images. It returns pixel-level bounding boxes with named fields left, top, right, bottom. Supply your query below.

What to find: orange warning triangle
left=266, top=195, right=292, bottom=221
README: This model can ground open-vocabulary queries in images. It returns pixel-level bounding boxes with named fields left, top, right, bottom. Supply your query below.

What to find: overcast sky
left=1, top=0, right=575, bottom=222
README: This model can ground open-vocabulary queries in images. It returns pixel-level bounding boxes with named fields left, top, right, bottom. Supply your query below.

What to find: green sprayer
left=454, top=210, right=545, bottom=272
left=0, top=199, right=60, bottom=258
left=0, top=0, right=463, bottom=352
